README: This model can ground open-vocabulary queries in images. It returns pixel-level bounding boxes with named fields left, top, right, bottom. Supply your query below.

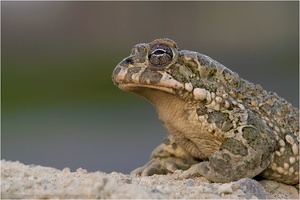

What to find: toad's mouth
left=112, top=65, right=185, bottom=95
left=112, top=64, right=213, bottom=104
left=116, top=82, right=175, bottom=94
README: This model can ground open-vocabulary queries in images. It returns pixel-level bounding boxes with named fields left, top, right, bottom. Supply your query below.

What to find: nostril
left=125, top=57, right=133, bottom=64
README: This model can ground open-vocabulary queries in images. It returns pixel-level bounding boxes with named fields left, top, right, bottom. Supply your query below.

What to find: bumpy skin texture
left=112, top=38, right=299, bottom=185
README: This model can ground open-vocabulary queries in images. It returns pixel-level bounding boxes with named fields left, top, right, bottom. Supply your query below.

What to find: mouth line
left=116, top=82, right=176, bottom=94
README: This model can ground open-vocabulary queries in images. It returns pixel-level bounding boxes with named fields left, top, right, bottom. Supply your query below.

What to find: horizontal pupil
left=153, top=49, right=166, bottom=55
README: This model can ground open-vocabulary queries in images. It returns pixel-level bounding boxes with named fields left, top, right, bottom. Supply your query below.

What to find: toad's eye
left=148, top=44, right=173, bottom=67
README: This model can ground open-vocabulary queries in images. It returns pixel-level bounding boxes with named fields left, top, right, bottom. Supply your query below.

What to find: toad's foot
left=131, top=156, right=198, bottom=176
left=179, top=161, right=229, bottom=181
left=131, top=136, right=199, bottom=176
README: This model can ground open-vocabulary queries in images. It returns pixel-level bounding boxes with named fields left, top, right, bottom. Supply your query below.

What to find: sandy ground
left=1, top=160, right=299, bottom=199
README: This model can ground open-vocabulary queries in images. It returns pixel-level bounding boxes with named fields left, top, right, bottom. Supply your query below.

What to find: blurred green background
left=2, top=2, right=298, bottom=173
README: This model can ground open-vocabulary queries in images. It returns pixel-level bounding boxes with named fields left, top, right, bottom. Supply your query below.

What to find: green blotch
left=222, top=138, right=248, bottom=156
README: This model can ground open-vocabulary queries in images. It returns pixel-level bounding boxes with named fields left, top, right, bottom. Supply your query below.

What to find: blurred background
left=2, top=2, right=298, bottom=174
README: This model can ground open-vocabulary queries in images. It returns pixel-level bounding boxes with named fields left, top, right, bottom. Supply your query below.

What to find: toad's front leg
left=131, top=135, right=199, bottom=176
left=180, top=125, right=276, bottom=182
